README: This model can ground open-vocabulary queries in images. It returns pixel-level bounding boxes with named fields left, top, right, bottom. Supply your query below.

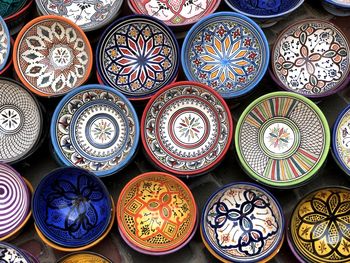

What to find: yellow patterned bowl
left=56, top=251, right=112, bottom=263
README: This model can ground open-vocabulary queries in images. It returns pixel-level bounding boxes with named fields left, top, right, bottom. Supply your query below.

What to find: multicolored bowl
left=0, top=242, right=33, bottom=262
left=141, top=81, right=233, bottom=176
left=322, top=0, right=350, bottom=16
left=235, top=91, right=330, bottom=188
left=271, top=19, right=350, bottom=98
left=288, top=187, right=350, bottom=263
left=50, top=84, right=139, bottom=177
left=0, top=17, right=10, bottom=72
left=201, top=182, right=285, bottom=263
left=13, top=15, right=93, bottom=97
left=182, top=12, right=269, bottom=100
left=56, top=252, right=112, bottom=263
left=117, top=172, right=197, bottom=255
left=96, top=15, right=179, bottom=101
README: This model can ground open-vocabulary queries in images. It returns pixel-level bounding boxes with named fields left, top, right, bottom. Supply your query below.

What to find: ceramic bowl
left=127, top=0, right=220, bottom=27
left=0, top=78, right=43, bottom=163
left=56, top=252, right=112, bottom=262
left=288, top=187, right=350, bottom=263
left=322, top=0, right=350, bottom=16
left=201, top=182, right=285, bottom=263
left=32, top=167, right=113, bottom=248
left=271, top=19, right=350, bottom=99
left=13, top=15, right=93, bottom=97
left=4, top=0, right=33, bottom=35
left=235, top=91, right=330, bottom=188
left=0, top=17, right=10, bottom=72
left=182, top=12, right=269, bottom=100
left=0, top=37, right=13, bottom=76
left=96, top=15, right=179, bottom=101
left=36, top=0, right=123, bottom=32
left=0, top=0, right=26, bottom=18
left=117, top=172, right=197, bottom=255
left=141, top=81, right=233, bottom=176
left=50, top=84, right=139, bottom=177
left=0, top=242, right=32, bottom=262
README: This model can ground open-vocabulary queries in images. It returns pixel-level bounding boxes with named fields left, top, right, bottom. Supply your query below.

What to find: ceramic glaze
left=57, top=252, right=112, bottom=262
left=0, top=17, right=10, bottom=72
left=0, top=242, right=31, bottom=262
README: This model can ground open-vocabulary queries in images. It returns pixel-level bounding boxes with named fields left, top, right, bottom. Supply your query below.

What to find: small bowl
left=322, top=0, right=350, bottom=16
left=0, top=242, right=32, bottom=262
left=141, top=81, right=233, bottom=177
left=201, top=182, right=285, bottom=263
left=50, top=84, right=140, bottom=177
left=271, top=19, right=350, bottom=99
left=117, top=171, right=197, bottom=255
left=4, top=0, right=33, bottom=35
left=32, top=167, right=113, bottom=249
left=235, top=91, right=330, bottom=188
left=0, top=17, right=10, bottom=72
left=96, top=15, right=179, bottom=101
left=56, top=251, right=112, bottom=262
left=182, top=12, right=269, bottom=100
left=288, top=187, right=350, bottom=262
left=13, top=15, right=93, bottom=97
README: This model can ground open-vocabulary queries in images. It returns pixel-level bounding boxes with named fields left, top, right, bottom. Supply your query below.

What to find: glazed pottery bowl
left=235, top=91, right=330, bottom=188
left=322, top=0, right=350, bottom=16
left=272, top=19, right=350, bottom=99
left=32, top=167, right=113, bottom=248
left=0, top=78, right=43, bottom=163
left=0, top=37, right=13, bottom=76
left=127, top=0, right=220, bottom=27
left=4, top=0, right=33, bottom=35
left=96, top=15, right=179, bottom=101
left=141, top=81, right=233, bottom=176
left=36, top=0, right=123, bottom=32
left=201, top=182, right=285, bottom=263
left=56, top=252, right=112, bottom=262
left=288, top=187, right=350, bottom=263
left=13, top=15, right=93, bottom=97
left=0, top=242, right=32, bottom=262
left=181, top=12, right=269, bottom=100
left=117, top=172, right=197, bottom=255
left=0, top=17, right=10, bottom=72
left=50, top=84, right=140, bottom=177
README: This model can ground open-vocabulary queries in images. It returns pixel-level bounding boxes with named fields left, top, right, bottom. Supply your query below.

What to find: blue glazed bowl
left=322, top=0, right=350, bottom=16
left=32, top=167, right=113, bottom=248
left=182, top=12, right=269, bottom=99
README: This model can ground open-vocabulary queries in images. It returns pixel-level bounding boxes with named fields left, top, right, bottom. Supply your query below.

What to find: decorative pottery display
left=0, top=0, right=26, bottom=18
left=4, top=0, right=34, bottom=35
left=56, top=251, right=112, bottom=262
left=36, top=0, right=123, bottom=32
left=128, top=0, right=220, bottom=27
left=141, top=81, right=233, bottom=176
left=0, top=17, right=10, bottom=72
left=201, top=182, right=285, bottom=263
left=117, top=172, right=197, bottom=255
left=235, top=91, right=330, bottom=188
left=50, top=84, right=139, bottom=177
left=181, top=12, right=269, bottom=99
left=289, top=187, right=350, bottom=263
left=322, top=0, right=350, bottom=16
left=0, top=242, right=32, bottom=262
left=0, top=78, right=43, bottom=163
left=96, top=15, right=179, bottom=100
left=272, top=19, right=350, bottom=98
left=13, top=15, right=93, bottom=97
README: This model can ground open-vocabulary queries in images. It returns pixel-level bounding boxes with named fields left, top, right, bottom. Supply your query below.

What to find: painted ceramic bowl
left=50, top=84, right=139, bottom=177
left=0, top=37, right=13, bottom=76
left=13, top=15, right=93, bottom=97
left=0, top=78, right=43, bottom=163
left=235, top=92, right=330, bottom=188
left=288, top=187, right=350, bottom=263
left=0, top=242, right=32, bottom=262
left=128, top=0, right=220, bottom=27
left=0, top=17, right=10, bottom=72
left=96, top=15, right=179, bottom=100
left=36, top=0, right=123, bottom=32
left=201, top=182, right=285, bottom=263
left=272, top=19, right=350, bottom=98
left=0, top=0, right=26, bottom=18
left=322, top=0, right=350, bottom=16
left=141, top=81, right=233, bottom=176
left=117, top=172, right=197, bottom=255
left=4, top=0, right=33, bottom=35
left=32, top=167, right=113, bottom=248
left=181, top=12, right=269, bottom=100
left=56, top=252, right=112, bottom=262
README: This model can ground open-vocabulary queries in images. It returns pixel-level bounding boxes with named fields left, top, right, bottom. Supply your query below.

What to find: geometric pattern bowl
left=235, top=91, right=330, bottom=188
left=0, top=16, right=10, bottom=72
left=0, top=242, right=32, bottom=262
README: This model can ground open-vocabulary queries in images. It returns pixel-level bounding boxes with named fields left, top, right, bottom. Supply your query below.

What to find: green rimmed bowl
left=235, top=91, right=330, bottom=188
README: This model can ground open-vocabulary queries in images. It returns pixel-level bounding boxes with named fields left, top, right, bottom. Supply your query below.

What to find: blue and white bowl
left=0, top=242, right=34, bottom=263
left=0, top=17, right=10, bottom=72
left=322, top=0, right=350, bottom=16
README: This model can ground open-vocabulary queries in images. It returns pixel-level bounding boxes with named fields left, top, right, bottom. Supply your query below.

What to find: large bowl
left=322, top=0, right=350, bottom=16
left=201, top=182, right=285, bottom=263
left=13, top=15, right=93, bottom=97
left=182, top=12, right=269, bottom=100
left=235, top=91, right=330, bottom=188
left=0, top=242, right=32, bottom=262
left=0, top=17, right=10, bottom=72
left=32, top=167, right=113, bottom=248
left=56, top=252, right=112, bottom=262
left=271, top=19, right=350, bottom=99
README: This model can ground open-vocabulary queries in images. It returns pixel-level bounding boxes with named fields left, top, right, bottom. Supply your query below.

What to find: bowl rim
left=141, top=80, right=234, bottom=176
left=234, top=91, right=331, bottom=188
left=50, top=84, right=140, bottom=177
left=55, top=251, right=113, bottom=262
left=200, top=181, right=285, bottom=263
left=0, top=241, right=32, bottom=262
left=181, top=11, right=270, bottom=99
left=323, top=0, right=350, bottom=8
left=3, top=0, right=33, bottom=22
left=0, top=17, right=10, bottom=72
left=13, top=14, right=93, bottom=98
left=95, top=14, right=180, bottom=100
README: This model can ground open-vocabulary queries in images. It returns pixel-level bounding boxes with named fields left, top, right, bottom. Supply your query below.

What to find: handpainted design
left=335, top=109, right=350, bottom=171
left=0, top=0, right=26, bottom=18
left=176, top=114, right=204, bottom=143
left=273, top=20, right=350, bottom=97
left=0, top=243, right=31, bottom=263
left=0, top=19, right=9, bottom=71
left=264, top=123, right=294, bottom=153
left=0, top=107, right=22, bottom=133
left=58, top=252, right=111, bottom=263
left=290, top=188, right=350, bottom=263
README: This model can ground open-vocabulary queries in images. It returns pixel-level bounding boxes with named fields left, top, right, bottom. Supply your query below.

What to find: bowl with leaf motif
left=322, top=0, right=350, bottom=16
left=0, top=242, right=33, bottom=263
left=56, top=251, right=112, bottom=263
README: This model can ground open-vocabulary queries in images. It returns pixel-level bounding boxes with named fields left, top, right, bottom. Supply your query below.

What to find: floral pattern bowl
left=0, top=242, right=33, bottom=263
left=322, top=0, right=350, bottom=16
left=271, top=19, right=350, bottom=98
left=57, top=251, right=112, bottom=262
left=201, top=182, right=284, bottom=263
left=117, top=172, right=197, bottom=255
left=235, top=91, right=330, bottom=188
left=0, top=17, right=10, bottom=72
left=181, top=12, right=269, bottom=100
